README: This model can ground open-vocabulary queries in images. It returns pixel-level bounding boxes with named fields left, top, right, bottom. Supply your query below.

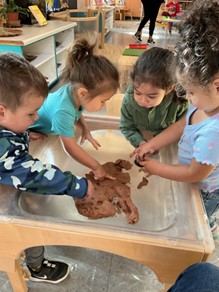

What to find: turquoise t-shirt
left=30, top=83, right=83, bottom=137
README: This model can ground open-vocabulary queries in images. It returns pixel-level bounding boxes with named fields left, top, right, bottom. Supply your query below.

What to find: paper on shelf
left=28, top=5, right=47, bottom=26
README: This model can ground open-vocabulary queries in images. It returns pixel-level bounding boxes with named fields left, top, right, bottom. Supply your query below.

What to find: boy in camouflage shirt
left=0, top=53, right=93, bottom=284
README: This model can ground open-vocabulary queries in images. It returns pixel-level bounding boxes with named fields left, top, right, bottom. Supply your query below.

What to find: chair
left=88, top=8, right=105, bottom=49
left=67, top=9, right=89, bottom=18
left=155, top=19, right=169, bottom=37
left=180, top=0, right=194, bottom=12
left=155, top=6, right=169, bottom=37
left=50, top=9, right=105, bottom=49
left=49, top=9, right=89, bottom=21
left=115, top=8, right=122, bottom=21
left=49, top=9, right=100, bottom=50
left=49, top=10, right=70, bottom=21
left=67, top=9, right=98, bottom=36
left=124, top=8, right=133, bottom=21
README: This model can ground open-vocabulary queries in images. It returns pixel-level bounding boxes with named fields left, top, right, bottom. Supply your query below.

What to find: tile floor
left=0, top=21, right=219, bottom=292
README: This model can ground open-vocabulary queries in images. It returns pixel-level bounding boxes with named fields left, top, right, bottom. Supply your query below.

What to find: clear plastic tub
left=16, top=129, right=210, bottom=243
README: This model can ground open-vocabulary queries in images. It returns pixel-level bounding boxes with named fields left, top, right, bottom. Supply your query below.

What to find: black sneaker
left=28, top=259, right=70, bottom=284
left=147, top=38, right=155, bottom=44
left=133, top=33, right=142, bottom=42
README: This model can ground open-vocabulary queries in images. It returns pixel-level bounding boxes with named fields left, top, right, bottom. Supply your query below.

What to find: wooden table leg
left=7, top=260, right=28, bottom=292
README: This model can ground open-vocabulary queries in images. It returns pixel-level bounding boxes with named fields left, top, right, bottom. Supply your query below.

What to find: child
left=30, top=37, right=119, bottom=181
left=132, top=0, right=219, bottom=238
left=120, top=47, right=189, bottom=149
left=165, top=0, right=181, bottom=34
left=0, top=52, right=94, bottom=283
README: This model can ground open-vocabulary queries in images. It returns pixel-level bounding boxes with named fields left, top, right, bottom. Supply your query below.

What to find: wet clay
left=74, top=159, right=139, bottom=224
left=137, top=177, right=149, bottom=189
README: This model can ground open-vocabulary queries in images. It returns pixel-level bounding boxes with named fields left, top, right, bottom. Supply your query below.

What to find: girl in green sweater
left=120, top=47, right=189, bottom=148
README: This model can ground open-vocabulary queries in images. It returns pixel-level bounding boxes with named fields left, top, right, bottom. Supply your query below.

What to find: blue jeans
left=201, top=189, right=219, bottom=227
left=168, top=262, right=219, bottom=291
left=25, top=246, right=44, bottom=270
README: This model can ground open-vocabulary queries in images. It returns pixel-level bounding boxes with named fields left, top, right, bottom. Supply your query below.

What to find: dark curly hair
left=175, top=0, right=219, bottom=86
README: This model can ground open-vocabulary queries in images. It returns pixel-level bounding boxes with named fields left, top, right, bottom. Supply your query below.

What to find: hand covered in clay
left=133, top=155, right=144, bottom=167
left=130, top=141, right=157, bottom=159
left=74, top=160, right=139, bottom=224
left=93, top=164, right=115, bottom=181
left=80, top=128, right=101, bottom=150
left=140, top=157, right=161, bottom=177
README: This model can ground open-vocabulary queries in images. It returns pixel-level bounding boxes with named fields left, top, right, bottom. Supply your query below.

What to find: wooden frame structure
left=0, top=115, right=215, bottom=291
left=87, top=8, right=105, bottom=49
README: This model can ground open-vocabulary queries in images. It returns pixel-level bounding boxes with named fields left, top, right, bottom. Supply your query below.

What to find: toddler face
left=1, top=94, right=44, bottom=133
left=183, top=81, right=219, bottom=113
left=133, top=82, right=167, bottom=108
left=82, top=88, right=116, bottom=112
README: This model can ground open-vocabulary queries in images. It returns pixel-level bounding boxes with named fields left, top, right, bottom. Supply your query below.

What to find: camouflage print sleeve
left=0, top=131, right=88, bottom=199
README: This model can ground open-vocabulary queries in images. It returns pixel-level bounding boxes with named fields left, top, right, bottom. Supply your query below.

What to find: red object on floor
left=129, top=44, right=147, bottom=49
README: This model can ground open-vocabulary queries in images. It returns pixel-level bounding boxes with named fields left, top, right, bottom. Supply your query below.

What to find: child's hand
left=80, top=129, right=101, bottom=150
left=130, top=141, right=156, bottom=159
left=93, top=164, right=115, bottom=181
left=87, top=136, right=101, bottom=150
left=29, top=131, right=48, bottom=141
left=139, top=157, right=161, bottom=176
left=139, top=140, right=147, bottom=147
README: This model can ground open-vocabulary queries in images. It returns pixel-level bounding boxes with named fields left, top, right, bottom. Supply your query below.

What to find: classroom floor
left=0, top=20, right=219, bottom=292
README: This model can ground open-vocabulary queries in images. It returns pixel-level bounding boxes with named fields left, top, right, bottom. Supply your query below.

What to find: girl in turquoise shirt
left=30, top=36, right=119, bottom=181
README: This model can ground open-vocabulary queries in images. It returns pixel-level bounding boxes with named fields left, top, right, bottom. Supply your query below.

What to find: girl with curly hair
left=132, top=0, right=219, bottom=238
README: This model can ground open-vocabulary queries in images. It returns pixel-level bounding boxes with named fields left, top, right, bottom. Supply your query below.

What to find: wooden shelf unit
left=0, top=21, right=77, bottom=87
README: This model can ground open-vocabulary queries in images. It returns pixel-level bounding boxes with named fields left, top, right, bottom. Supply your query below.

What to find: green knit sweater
left=120, top=84, right=189, bottom=148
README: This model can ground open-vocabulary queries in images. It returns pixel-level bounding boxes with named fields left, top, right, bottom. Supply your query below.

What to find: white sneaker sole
left=29, top=264, right=71, bottom=284
left=133, top=35, right=142, bottom=43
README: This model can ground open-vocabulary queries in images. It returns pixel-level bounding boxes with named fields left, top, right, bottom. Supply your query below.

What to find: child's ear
left=78, top=87, right=89, bottom=100
left=166, top=85, right=175, bottom=95
left=213, top=78, right=219, bottom=93
left=0, top=105, right=6, bottom=121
